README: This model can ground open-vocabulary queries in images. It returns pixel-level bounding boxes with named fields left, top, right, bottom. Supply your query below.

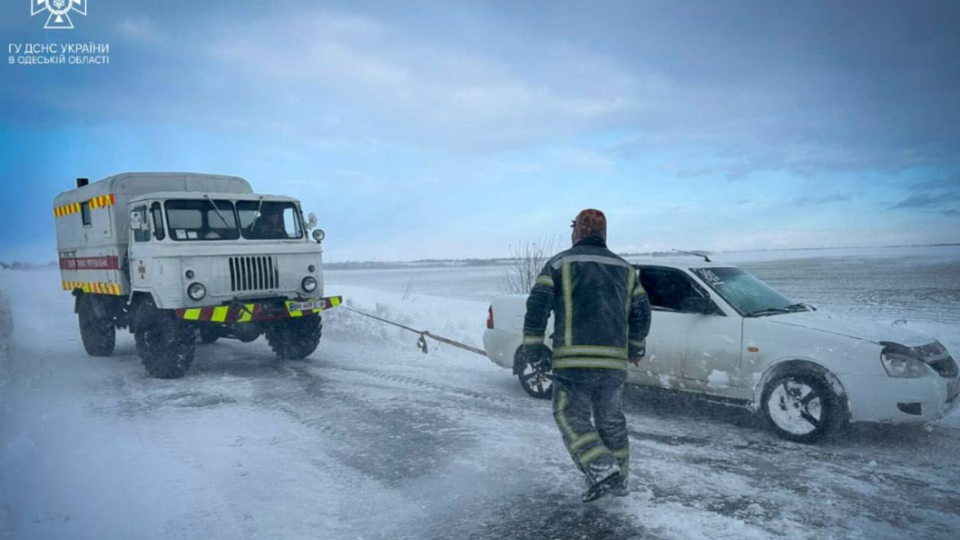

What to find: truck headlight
left=312, top=229, right=325, bottom=242
left=301, top=276, right=318, bottom=292
left=187, top=282, right=206, bottom=301
left=881, top=351, right=927, bottom=378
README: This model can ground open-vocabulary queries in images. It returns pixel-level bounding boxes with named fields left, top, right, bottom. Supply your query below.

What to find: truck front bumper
left=175, top=296, right=342, bottom=324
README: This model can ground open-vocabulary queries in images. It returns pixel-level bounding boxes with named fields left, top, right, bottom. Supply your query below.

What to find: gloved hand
left=522, top=344, right=553, bottom=371
left=628, top=345, right=646, bottom=367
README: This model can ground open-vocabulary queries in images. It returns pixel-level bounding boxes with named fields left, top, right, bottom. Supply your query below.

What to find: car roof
left=627, top=257, right=739, bottom=270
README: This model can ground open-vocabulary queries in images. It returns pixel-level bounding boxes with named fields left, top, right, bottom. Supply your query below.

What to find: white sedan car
left=483, top=258, right=960, bottom=443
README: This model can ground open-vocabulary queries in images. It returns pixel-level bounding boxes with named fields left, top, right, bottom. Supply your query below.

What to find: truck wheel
left=199, top=326, right=220, bottom=344
left=134, top=300, right=195, bottom=379
left=77, top=295, right=116, bottom=357
left=761, top=372, right=842, bottom=444
left=265, top=316, right=322, bottom=360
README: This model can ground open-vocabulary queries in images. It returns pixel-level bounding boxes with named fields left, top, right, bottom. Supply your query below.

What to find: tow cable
left=341, top=306, right=487, bottom=357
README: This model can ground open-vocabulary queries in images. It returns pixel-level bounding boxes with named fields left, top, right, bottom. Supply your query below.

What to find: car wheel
left=518, top=362, right=553, bottom=399
left=762, top=372, right=842, bottom=443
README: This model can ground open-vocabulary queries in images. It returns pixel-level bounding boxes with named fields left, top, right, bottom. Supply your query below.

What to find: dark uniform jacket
left=523, top=237, right=651, bottom=371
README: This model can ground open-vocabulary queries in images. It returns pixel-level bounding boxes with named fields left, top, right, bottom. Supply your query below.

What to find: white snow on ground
left=2, top=248, right=960, bottom=540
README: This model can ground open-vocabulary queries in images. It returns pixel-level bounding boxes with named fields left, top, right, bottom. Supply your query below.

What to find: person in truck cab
left=521, top=208, right=651, bottom=502
left=252, top=211, right=288, bottom=239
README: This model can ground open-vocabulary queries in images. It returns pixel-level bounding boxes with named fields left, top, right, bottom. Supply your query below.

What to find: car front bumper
left=840, top=371, right=960, bottom=424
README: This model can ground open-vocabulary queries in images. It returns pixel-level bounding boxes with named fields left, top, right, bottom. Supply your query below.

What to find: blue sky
left=1, top=0, right=959, bottom=263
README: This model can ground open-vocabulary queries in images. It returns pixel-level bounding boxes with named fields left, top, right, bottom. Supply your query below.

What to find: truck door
left=128, top=203, right=164, bottom=300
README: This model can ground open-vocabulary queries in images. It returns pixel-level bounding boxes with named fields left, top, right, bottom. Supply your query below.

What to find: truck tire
left=134, top=299, right=195, bottom=379
left=199, top=326, right=220, bottom=344
left=265, top=315, right=322, bottom=360
left=761, top=372, right=842, bottom=444
left=78, top=294, right=116, bottom=357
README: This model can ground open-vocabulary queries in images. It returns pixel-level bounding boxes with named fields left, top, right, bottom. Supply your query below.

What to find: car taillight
left=486, top=305, right=494, bottom=329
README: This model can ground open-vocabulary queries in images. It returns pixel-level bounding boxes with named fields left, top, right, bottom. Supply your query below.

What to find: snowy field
left=2, top=247, right=960, bottom=540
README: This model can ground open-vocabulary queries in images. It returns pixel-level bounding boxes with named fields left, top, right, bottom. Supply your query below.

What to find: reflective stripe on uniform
left=535, top=275, right=555, bottom=289
left=552, top=357, right=629, bottom=370
left=551, top=254, right=633, bottom=270
left=562, top=261, right=573, bottom=345
left=523, top=335, right=544, bottom=346
left=579, top=445, right=612, bottom=466
left=629, top=339, right=646, bottom=348
left=611, top=447, right=630, bottom=474
left=569, top=431, right=601, bottom=452
left=553, top=389, right=577, bottom=440
left=554, top=346, right=627, bottom=359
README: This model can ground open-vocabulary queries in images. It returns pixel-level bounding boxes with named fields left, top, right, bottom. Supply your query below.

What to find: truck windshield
left=237, top=201, right=303, bottom=240
left=165, top=200, right=240, bottom=241
left=691, top=267, right=797, bottom=316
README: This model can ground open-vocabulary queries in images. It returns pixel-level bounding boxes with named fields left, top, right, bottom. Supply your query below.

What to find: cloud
left=890, top=191, right=960, bottom=209
left=793, top=193, right=854, bottom=206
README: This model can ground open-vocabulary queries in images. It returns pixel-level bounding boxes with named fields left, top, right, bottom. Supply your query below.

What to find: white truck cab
left=54, top=172, right=341, bottom=378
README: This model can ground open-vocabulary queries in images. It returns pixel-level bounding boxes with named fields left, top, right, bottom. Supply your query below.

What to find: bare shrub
left=501, top=237, right=559, bottom=295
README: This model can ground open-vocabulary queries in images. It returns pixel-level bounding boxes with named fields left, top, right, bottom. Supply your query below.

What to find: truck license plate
left=289, top=300, right=323, bottom=312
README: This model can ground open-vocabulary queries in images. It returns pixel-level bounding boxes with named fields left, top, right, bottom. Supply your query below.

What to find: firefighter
left=521, top=209, right=651, bottom=502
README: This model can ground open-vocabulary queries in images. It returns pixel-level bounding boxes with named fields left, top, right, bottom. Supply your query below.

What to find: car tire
left=761, top=372, right=842, bottom=443
left=515, top=347, right=553, bottom=399
left=134, top=299, right=195, bottom=379
left=265, top=315, right=322, bottom=360
left=77, top=294, right=116, bottom=357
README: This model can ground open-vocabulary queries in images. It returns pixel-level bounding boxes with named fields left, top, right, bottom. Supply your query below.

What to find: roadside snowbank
left=0, top=281, right=11, bottom=360
left=322, top=284, right=488, bottom=353
left=0, top=276, right=12, bottom=405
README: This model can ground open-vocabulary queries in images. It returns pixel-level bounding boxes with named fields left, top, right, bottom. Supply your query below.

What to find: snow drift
left=0, top=281, right=11, bottom=361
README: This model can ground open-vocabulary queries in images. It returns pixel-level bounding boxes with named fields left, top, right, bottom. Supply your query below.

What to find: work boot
left=581, top=466, right=622, bottom=503
left=612, top=474, right=629, bottom=497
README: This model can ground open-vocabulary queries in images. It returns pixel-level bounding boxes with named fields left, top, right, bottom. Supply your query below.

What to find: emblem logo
left=31, top=0, right=87, bottom=30
left=137, top=260, right=146, bottom=280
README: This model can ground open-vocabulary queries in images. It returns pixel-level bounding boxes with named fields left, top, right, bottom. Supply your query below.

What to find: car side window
left=150, top=202, right=165, bottom=241
left=638, top=266, right=720, bottom=314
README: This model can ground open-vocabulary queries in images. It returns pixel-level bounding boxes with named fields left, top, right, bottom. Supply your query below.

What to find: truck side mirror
left=307, top=212, right=318, bottom=230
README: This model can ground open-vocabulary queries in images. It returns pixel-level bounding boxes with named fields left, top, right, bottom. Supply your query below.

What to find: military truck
left=53, top=172, right=341, bottom=378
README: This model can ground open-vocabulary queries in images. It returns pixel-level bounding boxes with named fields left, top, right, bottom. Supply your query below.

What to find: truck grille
left=229, top=256, right=280, bottom=292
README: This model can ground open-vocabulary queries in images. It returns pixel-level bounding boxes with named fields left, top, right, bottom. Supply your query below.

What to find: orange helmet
left=572, top=209, right=607, bottom=243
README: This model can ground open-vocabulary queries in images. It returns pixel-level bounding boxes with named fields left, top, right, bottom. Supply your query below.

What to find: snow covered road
left=2, top=262, right=960, bottom=540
